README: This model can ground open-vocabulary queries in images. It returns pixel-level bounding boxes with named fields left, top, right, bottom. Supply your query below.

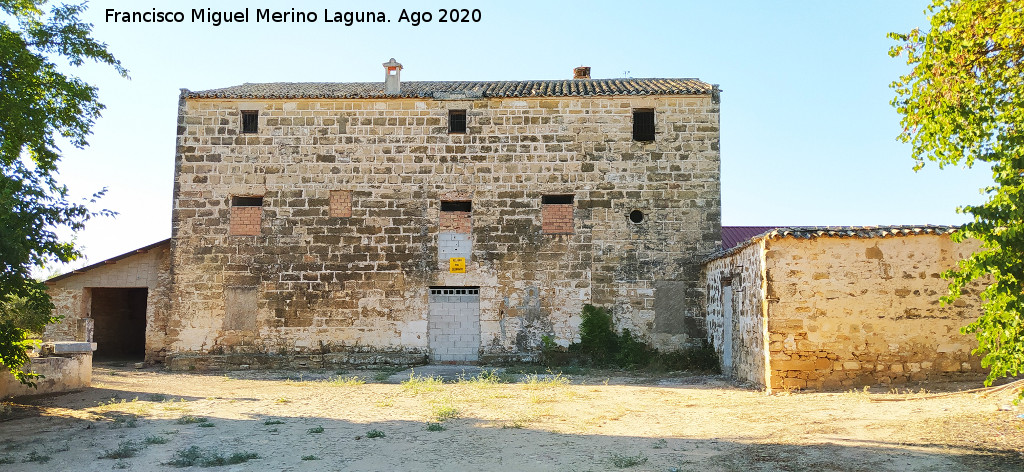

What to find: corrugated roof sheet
left=706, top=225, right=959, bottom=262
left=722, top=226, right=781, bottom=250
left=182, top=78, right=714, bottom=100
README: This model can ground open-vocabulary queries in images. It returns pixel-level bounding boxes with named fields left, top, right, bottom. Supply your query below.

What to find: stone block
left=45, top=342, right=95, bottom=354
left=782, top=377, right=806, bottom=389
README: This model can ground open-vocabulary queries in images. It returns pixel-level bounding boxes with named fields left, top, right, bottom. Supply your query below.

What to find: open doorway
left=90, top=287, right=148, bottom=360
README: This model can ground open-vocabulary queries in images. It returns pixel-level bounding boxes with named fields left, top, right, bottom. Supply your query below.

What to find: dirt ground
left=1, top=363, right=1022, bottom=472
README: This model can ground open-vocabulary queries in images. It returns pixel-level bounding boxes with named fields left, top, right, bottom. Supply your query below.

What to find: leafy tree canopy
left=890, top=0, right=1023, bottom=389
left=0, top=0, right=125, bottom=385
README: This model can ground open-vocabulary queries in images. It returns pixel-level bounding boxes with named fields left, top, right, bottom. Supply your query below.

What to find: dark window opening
left=440, top=201, right=472, bottom=212
left=633, top=109, right=655, bottom=141
left=241, top=110, right=258, bottom=133
left=541, top=194, right=574, bottom=205
left=449, top=109, right=467, bottom=134
left=231, top=196, right=264, bottom=207
left=629, top=210, right=645, bottom=224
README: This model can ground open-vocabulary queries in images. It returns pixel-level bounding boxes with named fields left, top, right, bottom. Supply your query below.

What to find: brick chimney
left=383, top=58, right=402, bottom=94
left=573, top=66, right=591, bottom=80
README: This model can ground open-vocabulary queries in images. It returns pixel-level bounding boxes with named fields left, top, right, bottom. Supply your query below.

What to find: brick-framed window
left=541, top=195, right=574, bottom=234
left=448, top=109, right=467, bottom=134
left=229, top=195, right=263, bottom=236
left=440, top=200, right=472, bottom=233
left=329, top=190, right=352, bottom=218
left=241, top=110, right=259, bottom=134
left=632, top=108, right=654, bottom=141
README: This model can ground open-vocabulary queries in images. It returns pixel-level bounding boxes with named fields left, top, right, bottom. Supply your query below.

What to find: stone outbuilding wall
left=703, top=239, right=767, bottom=387
left=44, top=240, right=171, bottom=362
left=703, top=226, right=986, bottom=392
left=163, top=68, right=721, bottom=367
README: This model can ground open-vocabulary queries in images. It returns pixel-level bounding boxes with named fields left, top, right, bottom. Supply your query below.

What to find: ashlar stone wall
left=764, top=235, right=985, bottom=391
left=168, top=92, right=720, bottom=366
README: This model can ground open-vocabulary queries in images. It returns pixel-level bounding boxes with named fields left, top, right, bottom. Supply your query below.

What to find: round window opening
left=629, top=210, right=645, bottom=224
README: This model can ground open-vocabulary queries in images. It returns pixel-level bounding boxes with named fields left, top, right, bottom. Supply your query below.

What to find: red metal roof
left=721, top=226, right=779, bottom=250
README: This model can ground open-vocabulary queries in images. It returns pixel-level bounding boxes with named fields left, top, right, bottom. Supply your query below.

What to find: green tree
left=1, top=0, right=125, bottom=385
left=890, top=0, right=1023, bottom=389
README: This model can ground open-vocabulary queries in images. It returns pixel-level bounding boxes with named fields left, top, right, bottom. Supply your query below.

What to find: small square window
left=448, top=109, right=467, bottom=134
left=241, top=110, right=258, bottom=134
left=633, top=109, right=654, bottom=141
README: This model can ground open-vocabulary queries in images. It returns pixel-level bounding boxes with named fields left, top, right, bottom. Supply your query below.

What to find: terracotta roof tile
left=707, top=225, right=959, bottom=262
left=183, top=78, right=714, bottom=100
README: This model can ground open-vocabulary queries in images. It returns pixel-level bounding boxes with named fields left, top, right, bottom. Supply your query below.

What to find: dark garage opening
left=90, top=287, right=148, bottom=360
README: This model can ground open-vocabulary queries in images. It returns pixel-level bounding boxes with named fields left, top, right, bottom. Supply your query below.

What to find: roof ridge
left=183, top=77, right=714, bottom=100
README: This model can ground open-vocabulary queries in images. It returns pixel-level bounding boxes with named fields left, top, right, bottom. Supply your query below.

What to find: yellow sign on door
left=449, top=257, right=466, bottom=273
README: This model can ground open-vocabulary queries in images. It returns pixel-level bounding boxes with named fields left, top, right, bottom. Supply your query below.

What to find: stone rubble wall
left=764, top=235, right=985, bottom=391
left=702, top=240, right=768, bottom=387
left=169, top=93, right=721, bottom=365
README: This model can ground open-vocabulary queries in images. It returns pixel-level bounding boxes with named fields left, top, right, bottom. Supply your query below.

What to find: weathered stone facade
left=704, top=227, right=986, bottom=392
left=162, top=70, right=721, bottom=367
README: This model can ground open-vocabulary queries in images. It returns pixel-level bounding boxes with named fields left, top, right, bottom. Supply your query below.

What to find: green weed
left=144, top=435, right=169, bottom=445
left=430, top=402, right=460, bottom=422
left=164, top=446, right=259, bottom=467
left=327, top=375, right=365, bottom=386
left=301, top=455, right=320, bottom=460
left=373, top=367, right=401, bottom=382
left=109, top=414, right=139, bottom=429
left=365, top=429, right=385, bottom=438
left=99, top=440, right=140, bottom=459
left=23, top=451, right=51, bottom=463
left=307, top=426, right=324, bottom=434
left=426, top=422, right=445, bottom=432
left=460, top=369, right=513, bottom=385
left=263, top=419, right=285, bottom=425
left=401, top=371, right=444, bottom=394
left=611, top=453, right=648, bottom=468
left=523, top=372, right=571, bottom=388
left=175, top=415, right=208, bottom=425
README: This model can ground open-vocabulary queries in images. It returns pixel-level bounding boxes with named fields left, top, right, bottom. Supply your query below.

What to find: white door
left=428, top=287, right=480, bottom=362
left=722, top=282, right=734, bottom=374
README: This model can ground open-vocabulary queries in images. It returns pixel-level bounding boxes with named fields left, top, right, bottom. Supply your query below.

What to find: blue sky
left=49, top=0, right=991, bottom=268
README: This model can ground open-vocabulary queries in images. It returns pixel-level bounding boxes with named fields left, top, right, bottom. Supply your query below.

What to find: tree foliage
left=890, top=0, right=1024, bottom=387
left=0, top=0, right=125, bottom=384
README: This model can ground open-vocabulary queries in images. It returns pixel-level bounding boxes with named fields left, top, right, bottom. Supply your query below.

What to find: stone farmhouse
left=45, top=61, right=723, bottom=369
left=38, top=60, right=987, bottom=392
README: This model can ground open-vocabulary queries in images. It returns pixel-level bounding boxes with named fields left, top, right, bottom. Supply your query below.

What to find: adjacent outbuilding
left=703, top=226, right=986, bottom=392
